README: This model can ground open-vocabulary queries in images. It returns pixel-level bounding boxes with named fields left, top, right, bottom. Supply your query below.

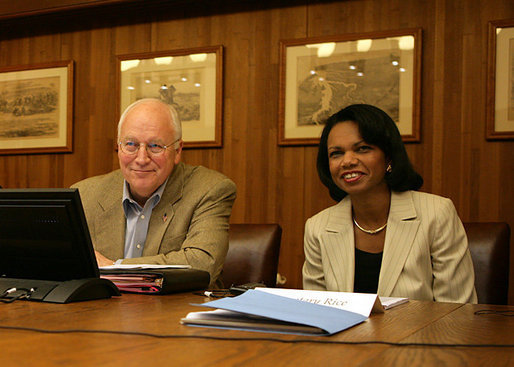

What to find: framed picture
left=278, top=29, right=422, bottom=146
left=117, top=46, right=223, bottom=148
left=0, top=60, right=74, bottom=155
left=486, top=19, right=514, bottom=140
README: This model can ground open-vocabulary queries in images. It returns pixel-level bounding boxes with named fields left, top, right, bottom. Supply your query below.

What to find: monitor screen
left=0, top=188, right=99, bottom=281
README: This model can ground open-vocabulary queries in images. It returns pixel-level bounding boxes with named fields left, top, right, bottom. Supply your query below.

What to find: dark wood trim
left=0, top=0, right=142, bottom=20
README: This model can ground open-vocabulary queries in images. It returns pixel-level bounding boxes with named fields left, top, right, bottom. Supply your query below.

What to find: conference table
left=0, top=292, right=513, bottom=366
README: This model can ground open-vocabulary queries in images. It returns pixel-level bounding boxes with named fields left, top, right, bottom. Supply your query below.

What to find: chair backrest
left=463, top=222, right=510, bottom=305
left=222, top=223, right=282, bottom=288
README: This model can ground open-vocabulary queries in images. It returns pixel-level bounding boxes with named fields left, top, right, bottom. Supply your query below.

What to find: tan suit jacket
left=72, top=162, right=236, bottom=287
left=303, top=190, right=477, bottom=303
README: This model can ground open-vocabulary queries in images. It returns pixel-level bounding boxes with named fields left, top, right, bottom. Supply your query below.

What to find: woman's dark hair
left=317, top=104, right=423, bottom=202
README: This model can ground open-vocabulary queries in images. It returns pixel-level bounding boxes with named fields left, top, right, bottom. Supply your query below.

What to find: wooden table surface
left=0, top=292, right=512, bottom=366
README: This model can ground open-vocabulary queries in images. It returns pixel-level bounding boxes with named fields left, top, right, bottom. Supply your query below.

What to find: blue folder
left=189, top=289, right=368, bottom=335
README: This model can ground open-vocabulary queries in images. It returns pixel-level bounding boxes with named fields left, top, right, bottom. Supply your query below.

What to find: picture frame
left=0, top=60, right=74, bottom=155
left=278, top=28, right=422, bottom=146
left=117, top=46, right=223, bottom=148
left=486, top=19, right=514, bottom=140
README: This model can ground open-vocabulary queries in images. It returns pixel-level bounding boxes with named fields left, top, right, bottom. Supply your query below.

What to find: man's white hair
left=117, top=98, right=182, bottom=147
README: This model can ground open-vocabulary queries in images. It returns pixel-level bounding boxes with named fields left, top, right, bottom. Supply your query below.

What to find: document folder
left=100, top=268, right=210, bottom=294
left=182, top=289, right=368, bottom=335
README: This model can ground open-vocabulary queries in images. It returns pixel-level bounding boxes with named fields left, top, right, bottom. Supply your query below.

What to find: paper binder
left=100, top=268, right=210, bottom=294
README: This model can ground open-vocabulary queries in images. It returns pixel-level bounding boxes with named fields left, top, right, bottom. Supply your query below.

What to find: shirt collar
left=122, top=177, right=169, bottom=211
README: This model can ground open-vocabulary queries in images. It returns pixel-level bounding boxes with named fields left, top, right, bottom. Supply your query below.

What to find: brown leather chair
left=221, top=224, right=282, bottom=288
left=463, top=222, right=510, bottom=305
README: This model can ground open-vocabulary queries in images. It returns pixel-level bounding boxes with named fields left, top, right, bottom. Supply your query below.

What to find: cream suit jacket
left=72, top=162, right=236, bottom=287
left=303, top=190, right=477, bottom=303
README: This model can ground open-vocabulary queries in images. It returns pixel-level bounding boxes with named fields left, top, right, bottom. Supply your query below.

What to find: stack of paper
left=379, top=296, right=409, bottom=310
left=182, top=288, right=381, bottom=335
left=100, top=273, right=164, bottom=293
left=99, top=264, right=191, bottom=270
left=99, top=264, right=209, bottom=294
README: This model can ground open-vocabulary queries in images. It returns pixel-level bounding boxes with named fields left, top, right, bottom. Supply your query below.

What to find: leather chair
left=463, top=222, right=510, bottom=305
left=221, top=224, right=282, bottom=288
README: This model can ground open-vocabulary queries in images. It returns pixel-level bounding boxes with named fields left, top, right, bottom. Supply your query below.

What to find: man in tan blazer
left=72, top=99, right=236, bottom=288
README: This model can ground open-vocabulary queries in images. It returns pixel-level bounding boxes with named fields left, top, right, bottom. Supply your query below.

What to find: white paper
left=184, top=289, right=368, bottom=335
left=379, top=296, right=409, bottom=310
left=99, top=264, right=191, bottom=270
left=255, top=288, right=384, bottom=316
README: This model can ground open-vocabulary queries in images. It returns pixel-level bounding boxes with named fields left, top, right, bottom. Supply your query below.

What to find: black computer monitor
left=0, top=188, right=119, bottom=303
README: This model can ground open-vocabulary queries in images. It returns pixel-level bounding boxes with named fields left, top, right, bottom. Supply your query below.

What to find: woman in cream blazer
left=303, top=105, right=477, bottom=303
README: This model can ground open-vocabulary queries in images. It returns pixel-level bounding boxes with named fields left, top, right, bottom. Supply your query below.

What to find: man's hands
left=95, top=250, right=115, bottom=267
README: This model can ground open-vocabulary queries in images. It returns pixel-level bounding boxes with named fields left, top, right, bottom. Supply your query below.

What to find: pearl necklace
left=353, top=218, right=387, bottom=234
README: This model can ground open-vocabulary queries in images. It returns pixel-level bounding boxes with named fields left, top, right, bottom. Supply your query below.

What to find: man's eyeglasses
left=118, top=138, right=180, bottom=155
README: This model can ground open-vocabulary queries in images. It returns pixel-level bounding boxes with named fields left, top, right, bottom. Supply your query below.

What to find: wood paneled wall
left=1, top=0, right=513, bottom=302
